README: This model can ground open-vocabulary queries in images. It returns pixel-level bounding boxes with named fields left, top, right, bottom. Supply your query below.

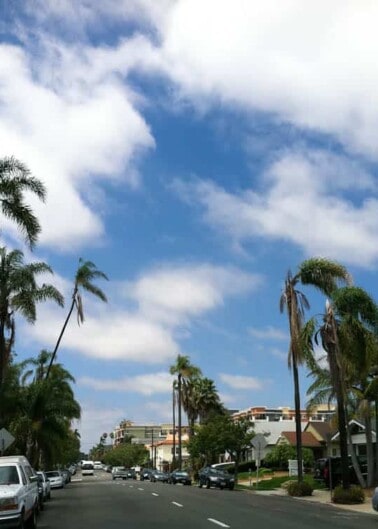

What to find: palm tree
left=280, top=257, right=350, bottom=482
left=193, top=377, right=224, bottom=423
left=0, top=247, right=64, bottom=388
left=169, top=354, right=201, bottom=469
left=0, top=157, right=46, bottom=248
left=45, top=258, right=108, bottom=379
left=172, top=381, right=177, bottom=468
left=11, top=357, right=81, bottom=468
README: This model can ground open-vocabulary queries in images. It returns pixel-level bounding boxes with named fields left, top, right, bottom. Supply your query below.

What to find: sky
left=1, top=0, right=378, bottom=452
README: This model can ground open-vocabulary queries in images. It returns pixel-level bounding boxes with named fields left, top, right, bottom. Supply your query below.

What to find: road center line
left=138, top=487, right=144, bottom=491
left=152, top=493, right=159, bottom=497
left=171, top=501, right=183, bottom=508
left=129, top=485, right=134, bottom=488
left=208, top=519, right=230, bottom=528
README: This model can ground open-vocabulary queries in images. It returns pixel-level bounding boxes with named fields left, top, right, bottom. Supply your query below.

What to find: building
left=231, top=405, right=335, bottom=461
left=151, top=433, right=190, bottom=471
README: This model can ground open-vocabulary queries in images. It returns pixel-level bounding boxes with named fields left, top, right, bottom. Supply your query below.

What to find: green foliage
left=263, top=444, right=313, bottom=470
left=103, top=443, right=148, bottom=468
left=187, top=415, right=253, bottom=469
left=332, top=485, right=365, bottom=504
left=287, top=480, right=313, bottom=497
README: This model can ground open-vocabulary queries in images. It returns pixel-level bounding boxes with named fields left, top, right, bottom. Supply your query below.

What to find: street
left=37, top=471, right=378, bottom=529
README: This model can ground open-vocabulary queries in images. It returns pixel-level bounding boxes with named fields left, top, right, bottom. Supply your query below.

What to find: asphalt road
left=37, top=471, right=378, bottom=529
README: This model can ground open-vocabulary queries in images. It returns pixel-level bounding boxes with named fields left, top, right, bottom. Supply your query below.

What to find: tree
left=103, top=443, right=148, bottom=468
left=10, top=354, right=81, bottom=468
left=169, top=354, right=201, bottom=468
left=280, top=257, right=350, bottom=482
left=308, top=286, right=378, bottom=489
left=0, top=247, right=64, bottom=389
left=46, top=258, right=108, bottom=378
left=0, top=157, right=46, bottom=248
left=264, top=444, right=314, bottom=470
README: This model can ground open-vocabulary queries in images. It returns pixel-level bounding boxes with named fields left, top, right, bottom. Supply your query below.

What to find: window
left=0, top=466, right=20, bottom=485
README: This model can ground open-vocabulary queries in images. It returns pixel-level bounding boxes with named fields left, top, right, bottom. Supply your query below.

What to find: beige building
left=151, top=434, right=190, bottom=470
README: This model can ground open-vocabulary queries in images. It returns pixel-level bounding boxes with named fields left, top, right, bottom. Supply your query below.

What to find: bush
left=332, top=485, right=365, bottom=504
left=286, top=480, right=313, bottom=497
left=281, top=479, right=296, bottom=490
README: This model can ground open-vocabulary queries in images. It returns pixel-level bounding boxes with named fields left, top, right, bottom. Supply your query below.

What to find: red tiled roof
left=281, top=431, right=321, bottom=447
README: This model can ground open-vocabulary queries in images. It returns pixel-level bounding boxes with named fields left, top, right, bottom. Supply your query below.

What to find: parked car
left=0, top=455, right=39, bottom=528
left=45, top=470, right=65, bottom=489
left=112, top=467, right=128, bottom=480
left=126, top=469, right=137, bottom=480
left=198, top=467, right=234, bottom=490
left=169, top=470, right=192, bottom=485
left=140, top=469, right=154, bottom=481
left=314, top=456, right=368, bottom=488
left=150, top=470, right=169, bottom=483
left=94, top=461, right=103, bottom=470
left=61, top=469, right=71, bottom=484
left=37, top=471, right=51, bottom=500
left=372, top=487, right=378, bottom=511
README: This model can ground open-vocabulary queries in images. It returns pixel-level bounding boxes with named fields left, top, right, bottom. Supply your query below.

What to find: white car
left=37, top=471, right=51, bottom=500
left=0, top=455, right=39, bottom=528
left=45, top=470, right=64, bottom=489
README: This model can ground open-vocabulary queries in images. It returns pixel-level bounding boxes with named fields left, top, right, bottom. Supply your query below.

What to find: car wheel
left=198, top=481, right=203, bottom=488
left=206, top=479, right=211, bottom=489
left=229, top=484, right=234, bottom=491
left=220, top=485, right=224, bottom=490
left=26, top=504, right=37, bottom=529
left=47, top=491, right=51, bottom=500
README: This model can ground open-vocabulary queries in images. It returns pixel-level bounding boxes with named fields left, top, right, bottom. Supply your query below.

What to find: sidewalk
left=248, top=486, right=376, bottom=515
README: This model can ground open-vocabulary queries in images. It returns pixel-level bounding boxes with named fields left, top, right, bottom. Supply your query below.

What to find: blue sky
left=1, top=1, right=378, bottom=451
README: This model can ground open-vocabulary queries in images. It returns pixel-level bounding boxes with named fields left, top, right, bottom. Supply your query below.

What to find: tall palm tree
left=280, top=257, right=350, bottom=482
left=11, top=357, right=81, bottom=468
left=172, top=381, right=177, bottom=468
left=45, top=258, right=108, bottom=379
left=169, top=354, right=201, bottom=469
left=193, top=377, right=224, bottom=424
left=0, top=247, right=64, bottom=388
left=0, top=157, right=46, bottom=248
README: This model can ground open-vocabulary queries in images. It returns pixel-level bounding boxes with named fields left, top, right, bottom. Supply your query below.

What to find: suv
left=0, top=455, right=39, bottom=528
left=198, top=467, right=235, bottom=490
left=112, top=467, right=128, bottom=480
left=314, top=456, right=368, bottom=488
left=168, top=470, right=191, bottom=485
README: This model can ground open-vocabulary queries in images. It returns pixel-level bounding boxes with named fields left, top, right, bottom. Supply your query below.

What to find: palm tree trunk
left=347, top=425, right=366, bottom=487
left=45, top=293, right=76, bottom=379
left=292, top=359, right=303, bottom=482
left=172, top=386, right=176, bottom=469
left=178, top=374, right=182, bottom=470
left=365, top=405, right=375, bottom=488
left=0, top=319, right=6, bottom=389
left=375, top=400, right=378, bottom=483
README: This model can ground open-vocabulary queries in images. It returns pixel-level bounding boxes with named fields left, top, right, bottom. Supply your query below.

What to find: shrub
left=281, top=479, right=296, bottom=490
left=287, top=480, right=313, bottom=497
left=332, top=485, right=365, bottom=504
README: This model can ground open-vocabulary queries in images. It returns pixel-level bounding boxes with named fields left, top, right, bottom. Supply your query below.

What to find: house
left=277, top=431, right=323, bottom=460
left=330, top=419, right=375, bottom=458
left=152, top=434, right=190, bottom=471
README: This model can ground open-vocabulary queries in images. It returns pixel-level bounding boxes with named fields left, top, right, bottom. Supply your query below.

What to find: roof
left=304, top=421, right=334, bottom=440
left=280, top=431, right=321, bottom=447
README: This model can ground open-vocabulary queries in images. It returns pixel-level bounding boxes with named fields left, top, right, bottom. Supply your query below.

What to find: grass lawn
left=236, top=474, right=326, bottom=491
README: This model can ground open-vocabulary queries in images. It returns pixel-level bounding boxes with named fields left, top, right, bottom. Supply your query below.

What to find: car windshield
left=46, top=471, right=60, bottom=477
left=175, top=472, right=188, bottom=476
left=0, top=465, right=20, bottom=484
left=82, top=464, right=94, bottom=470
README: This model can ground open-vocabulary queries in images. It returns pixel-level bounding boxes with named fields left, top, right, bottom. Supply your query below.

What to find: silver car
left=45, top=470, right=64, bottom=489
left=37, top=471, right=51, bottom=500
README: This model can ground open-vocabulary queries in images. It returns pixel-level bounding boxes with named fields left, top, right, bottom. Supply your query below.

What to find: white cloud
left=23, top=262, right=259, bottom=364
left=153, top=1, right=378, bottom=160
left=219, top=373, right=266, bottom=391
left=0, top=42, right=154, bottom=251
left=127, top=263, right=262, bottom=326
left=270, top=348, right=287, bottom=362
left=173, top=150, right=378, bottom=267
left=249, top=326, right=288, bottom=341
left=79, top=372, right=173, bottom=395
left=75, top=404, right=125, bottom=451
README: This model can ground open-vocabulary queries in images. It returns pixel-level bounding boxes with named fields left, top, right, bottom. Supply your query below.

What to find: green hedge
left=286, top=480, right=313, bottom=497
left=332, top=485, right=365, bottom=504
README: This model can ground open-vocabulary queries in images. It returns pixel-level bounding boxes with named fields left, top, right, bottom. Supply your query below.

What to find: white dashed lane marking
left=208, top=519, right=230, bottom=528
left=171, top=502, right=183, bottom=508
left=138, top=487, right=144, bottom=491
left=152, top=493, right=159, bottom=497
